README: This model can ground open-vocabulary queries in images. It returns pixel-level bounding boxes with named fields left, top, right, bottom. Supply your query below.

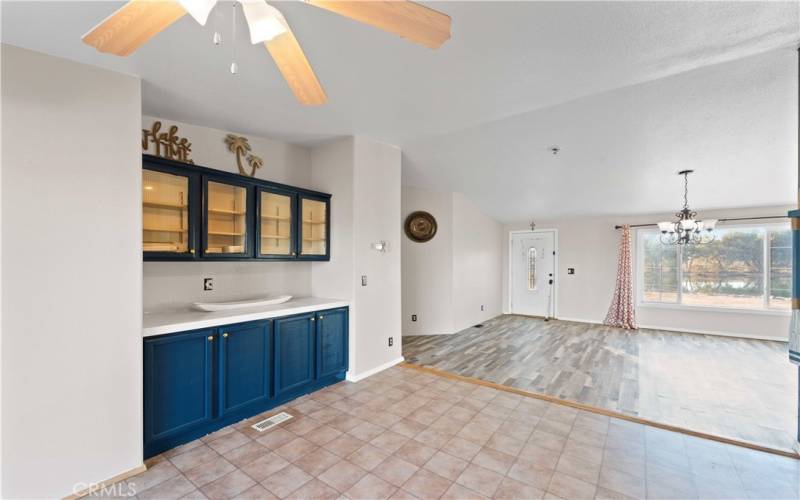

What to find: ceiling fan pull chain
left=230, top=2, right=239, bottom=75
left=212, top=7, right=222, bottom=46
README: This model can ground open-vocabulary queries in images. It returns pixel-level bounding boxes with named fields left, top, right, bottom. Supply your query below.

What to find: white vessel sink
left=192, top=295, right=292, bottom=312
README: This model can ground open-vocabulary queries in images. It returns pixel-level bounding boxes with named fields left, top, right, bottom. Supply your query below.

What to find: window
left=528, top=247, right=537, bottom=290
left=638, top=224, right=791, bottom=311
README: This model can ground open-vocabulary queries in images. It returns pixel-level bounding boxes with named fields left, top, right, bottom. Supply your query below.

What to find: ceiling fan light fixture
left=178, top=0, right=218, bottom=25
left=242, top=1, right=288, bottom=44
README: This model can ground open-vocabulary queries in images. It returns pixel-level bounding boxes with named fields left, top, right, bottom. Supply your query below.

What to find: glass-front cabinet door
left=257, top=187, right=296, bottom=258
left=143, top=167, right=197, bottom=259
left=203, top=177, right=253, bottom=258
left=299, top=195, right=330, bottom=259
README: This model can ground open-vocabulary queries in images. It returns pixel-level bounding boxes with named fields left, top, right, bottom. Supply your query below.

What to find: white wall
left=352, top=137, right=402, bottom=374
left=503, top=205, right=793, bottom=341
left=1, top=45, right=143, bottom=498
left=401, top=187, right=454, bottom=335
left=401, top=187, right=503, bottom=336
left=310, top=138, right=357, bottom=369
left=141, top=117, right=313, bottom=312
left=310, top=137, right=402, bottom=377
left=452, top=193, right=504, bottom=332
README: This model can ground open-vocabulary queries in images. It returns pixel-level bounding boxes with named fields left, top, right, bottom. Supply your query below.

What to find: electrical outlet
left=411, top=314, right=417, bottom=322
left=361, top=275, right=368, bottom=286
left=481, top=305, right=484, bottom=311
left=388, top=337, right=394, bottom=347
left=203, top=278, right=214, bottom=291
left=568, top=268, right=575, bottom=275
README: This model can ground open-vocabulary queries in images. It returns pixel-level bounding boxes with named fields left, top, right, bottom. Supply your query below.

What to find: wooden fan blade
left=265, top=29, right=327, bottom=106
left=305, top=0, right=450, bottom=49
left=82, top=0, right=186, bottom=56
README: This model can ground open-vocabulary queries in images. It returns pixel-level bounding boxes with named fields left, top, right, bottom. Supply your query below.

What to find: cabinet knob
left=310, top=318, right=315, bottom=322
left=207, top=336, right=214, bottom=341
left=223, top=332, right=229, bottom=338
left=190, top=249, right=195, bottom=254
left=319, top=316, right=324, bottom=320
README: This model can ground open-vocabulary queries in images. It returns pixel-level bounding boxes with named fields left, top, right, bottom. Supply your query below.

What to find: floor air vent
left=251, top=412, right=293, bottom=432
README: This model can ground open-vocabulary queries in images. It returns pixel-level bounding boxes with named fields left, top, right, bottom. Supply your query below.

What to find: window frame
left=635, top=222, right=791, bottom=316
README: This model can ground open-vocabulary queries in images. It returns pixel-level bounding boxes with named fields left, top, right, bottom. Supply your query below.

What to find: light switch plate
left=204, top=278, right=214, bottom=291
left=361, top=275, right=367, bottom=286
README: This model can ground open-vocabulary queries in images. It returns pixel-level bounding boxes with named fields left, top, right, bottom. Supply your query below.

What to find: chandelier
left=658, top=170, right=717, bottom=245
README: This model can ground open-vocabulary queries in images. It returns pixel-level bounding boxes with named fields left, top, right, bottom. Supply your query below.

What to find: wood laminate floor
left=403, top=315, right=799, bottom=454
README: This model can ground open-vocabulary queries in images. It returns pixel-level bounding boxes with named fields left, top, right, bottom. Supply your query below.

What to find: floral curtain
left=604, top=225, right=637, bottom=329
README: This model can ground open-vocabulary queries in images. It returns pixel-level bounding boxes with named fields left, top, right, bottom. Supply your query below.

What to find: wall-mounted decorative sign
left=404, top=211, right=438, bottom=242
left=142, top=121, right=194, bottom=164
left=225, top=134, right=264, bottom=177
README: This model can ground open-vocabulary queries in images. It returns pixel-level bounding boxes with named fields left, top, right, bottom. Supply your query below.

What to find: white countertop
left=143, top=297, right=349, bottom=337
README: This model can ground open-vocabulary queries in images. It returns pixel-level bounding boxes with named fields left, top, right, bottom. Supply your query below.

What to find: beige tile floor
left=100, top=366, right=800, bottom=499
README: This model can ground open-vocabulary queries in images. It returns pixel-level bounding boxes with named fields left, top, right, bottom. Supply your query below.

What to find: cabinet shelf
left=144, top=201, right=188, bottom=210
left=302, top=220, right=326, bottom=224
left=208, top=230, right=245, bottom=236
left=144, top=227, right=187, bottom=233
left=208, top=208, right=246, bottom=216
left=262, top=215, right=291, bottom=221
left=261, top=234, right=291, bottom=239
left=303, top=238, right=327, bottom=242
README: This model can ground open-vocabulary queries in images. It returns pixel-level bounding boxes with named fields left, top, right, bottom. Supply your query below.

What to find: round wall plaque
left=404, top=211, right=438, bottom=242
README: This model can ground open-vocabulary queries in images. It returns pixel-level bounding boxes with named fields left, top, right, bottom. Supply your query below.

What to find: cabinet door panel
left=298, top=195, right=330, bottom=260
left=219, top=321, right=271, bottom=415
left=203, top=177, right=254, bottom=258
left=318, top=309, right=348, bottom=378
left=257, top=187, right=297, bottom=258
left=144, top=330, right=214, bottom=441
left=143, top=165, right=199, bottom=260
left=274, top=314, right=316, bottom=396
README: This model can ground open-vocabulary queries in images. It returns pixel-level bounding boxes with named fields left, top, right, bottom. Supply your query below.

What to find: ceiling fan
left=82, top=0, right=451, bottom=106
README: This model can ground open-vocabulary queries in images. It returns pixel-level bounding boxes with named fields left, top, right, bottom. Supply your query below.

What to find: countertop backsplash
left=143, top=261, right=312, bottom=313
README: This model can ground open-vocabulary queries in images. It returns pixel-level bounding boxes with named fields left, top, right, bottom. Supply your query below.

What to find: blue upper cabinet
left=142, top=161, right=200, bottom=260
left=318, top=308, right=348, bottom=378
left=274, top=313, right=316, bottom=398
left=144, top=329, right=214, bottom=449
left=143, top=155, right=330, bottom=262
left=203, top=175, right=254, bottom=259
left=257, top=186, right=297, bottom=259
left=218, top=320, right=272, bottom=416
left=298, top=194, right=330, bottom=261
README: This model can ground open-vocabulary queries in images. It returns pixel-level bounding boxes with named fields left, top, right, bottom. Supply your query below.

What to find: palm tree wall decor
left=225, top=134, right=264, bottom=177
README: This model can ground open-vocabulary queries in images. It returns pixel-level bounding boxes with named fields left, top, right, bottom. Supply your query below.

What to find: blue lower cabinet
left=218, top=320, right=271, bottom=416
left=318, top=308, right=348, bottom=378
left=144, top=307, right=348, bottom=458
left=274, top=313, right=316, bottom=398
left=144, top=329, right=214, bottom=455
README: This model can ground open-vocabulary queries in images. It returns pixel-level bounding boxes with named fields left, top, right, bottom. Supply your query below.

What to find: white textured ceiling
left=403, top=48, right=799, bottom=222
left=2, top=1, right=798, bottom=220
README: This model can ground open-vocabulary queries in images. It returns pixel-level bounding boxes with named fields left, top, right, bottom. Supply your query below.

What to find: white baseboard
left=554, top=316, right=603, bottom=325
left=346, top=356, right=405, bottom=382
left=636, top=324, right=787, bottom=343
left=543, top=315, right=786, bottom=342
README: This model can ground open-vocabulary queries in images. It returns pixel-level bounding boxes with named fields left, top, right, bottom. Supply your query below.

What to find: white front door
left=511, top=231, right=556, bottom=317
